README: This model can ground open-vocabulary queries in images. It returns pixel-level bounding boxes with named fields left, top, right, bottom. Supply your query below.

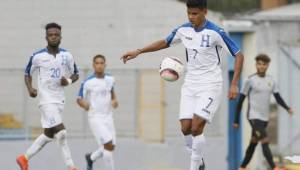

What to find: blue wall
left=227, top=33, right=243, bottom=170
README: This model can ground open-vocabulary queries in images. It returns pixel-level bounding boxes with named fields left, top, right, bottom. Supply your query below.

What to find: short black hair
left=255, top=54, right=271, bottom=63
left=186, top=0, right=207, bottom=9
left=93, top=54, right=106, bottom=62
left=45, top=22, right=61, bottom=30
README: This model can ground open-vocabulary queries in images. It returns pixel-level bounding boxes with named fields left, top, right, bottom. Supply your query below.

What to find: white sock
left=90, top=147, right=104, bottom=161
left=190, top=134, right=205, bottom=170
left=184, top=134, right=193, bottom=154
left=103, top=150, right=114, bottom=170
left=55, top=130, right=75, bottom=169
left=25, top=134, right=52, bottom=160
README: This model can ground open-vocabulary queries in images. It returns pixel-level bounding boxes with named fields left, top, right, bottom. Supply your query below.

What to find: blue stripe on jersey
left=77, top=74, right=96, bottom=97
left=74, top=63, right=79, bottom=74
left=165, top=22, right=192, bottom=46
left=59, top=48, right=67, bottom=52
left=24, top=48, right=47, bottom=75
left=25, top=55, right=34, bottom=75
left=206, top=21, right=240, bottom=56
left=215, top=46, right=220, bottom=65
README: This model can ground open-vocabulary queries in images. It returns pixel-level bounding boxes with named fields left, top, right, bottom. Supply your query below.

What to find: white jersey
left=25, top=48, right=79, bottom=105
left=78, top=74, right=115, bottom=118
left=166, top=20, right=240, bottom=85
left=242, top=74, right=279, bottom=121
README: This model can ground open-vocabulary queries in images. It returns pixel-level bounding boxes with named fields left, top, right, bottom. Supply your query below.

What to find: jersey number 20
left=50, top=68, right=61, bottom=78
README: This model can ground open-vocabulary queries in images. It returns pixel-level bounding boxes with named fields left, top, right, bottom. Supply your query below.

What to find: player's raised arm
left=229, top=52, right=244, bottom=99
left=121, top=39, right=169, bottom=64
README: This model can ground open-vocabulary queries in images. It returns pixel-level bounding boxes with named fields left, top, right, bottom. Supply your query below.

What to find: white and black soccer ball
left=159, top=57, right=184, bottom=82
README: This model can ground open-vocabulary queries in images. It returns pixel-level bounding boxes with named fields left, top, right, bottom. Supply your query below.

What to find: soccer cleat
left=199, top=158, right=205, bottom=170
left=85, top=153, right=93, bottom=170
left=16, top=155, right=28, bottom=170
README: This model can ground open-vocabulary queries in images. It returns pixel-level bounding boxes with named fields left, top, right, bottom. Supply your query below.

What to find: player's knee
left=55, top=129, right=67, bottom=144
left=260, top=137, right=269, bottom=144
left=191, top=127, right=203, bottom=136
left=104, top=142, right=115, bottom=151
left=250, top=137, right=258, bottom=143
left=181, top=126, right=191, bottom=135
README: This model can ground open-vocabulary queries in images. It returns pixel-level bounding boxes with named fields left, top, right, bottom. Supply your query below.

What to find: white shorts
left=179, top=83, right=222, bottom=123
left=89, top=116, right=116, bottom=145
left=38, top=103, right=64, bottom=128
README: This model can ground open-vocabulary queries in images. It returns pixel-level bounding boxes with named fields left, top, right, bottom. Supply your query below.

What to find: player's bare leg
left=180, top=119, right=193, bottom=154
left=190, top=114, right=206, bottom=170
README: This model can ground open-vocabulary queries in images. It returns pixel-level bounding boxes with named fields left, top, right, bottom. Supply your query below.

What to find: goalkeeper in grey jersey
left=233, top=54, right=293, bottom=170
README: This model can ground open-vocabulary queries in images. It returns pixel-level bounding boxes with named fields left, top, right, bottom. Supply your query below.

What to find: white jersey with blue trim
left=78, top=74, right=115, bottom=117
left=166, top=20, right=240, bottom=85
left=25, top=48, right=79, bottom=105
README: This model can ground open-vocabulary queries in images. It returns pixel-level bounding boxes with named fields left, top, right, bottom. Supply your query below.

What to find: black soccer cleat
left=85, top=153, right=93, bottom=170
left=199, top=158, right=205, bottom=170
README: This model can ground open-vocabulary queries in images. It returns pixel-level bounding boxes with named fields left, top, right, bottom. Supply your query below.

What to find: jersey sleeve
left=165, top=26, right=182, bottom=47
left=216, top=29, right=240, bottom=56
left=68, top=53, right=79, bottom=75
left=78, top=81, right=87, bottom=98
left=24, top=55, right=38, bottom=76
left=241, top=78, right=251, bottom=95
left=272, top=79, right=279, bottom=93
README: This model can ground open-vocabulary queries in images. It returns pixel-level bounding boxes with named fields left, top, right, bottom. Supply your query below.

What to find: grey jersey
left=241, top=74, right=279, bottom=121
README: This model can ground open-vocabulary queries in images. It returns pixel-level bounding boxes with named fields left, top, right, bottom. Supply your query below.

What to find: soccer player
left=121, top=0, right=244, bottom=169
left=77, top=54, right=118, bottom=170
left=233, top=54, right=293, bottom=170
left=17, top=23, right=79, bottom=170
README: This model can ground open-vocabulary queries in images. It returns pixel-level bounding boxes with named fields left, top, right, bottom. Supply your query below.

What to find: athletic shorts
left=89, top=116, right=116, bottom=145
left=38, top=103, right=64, bottom=128
left=249, top=119, right=268, bottom=139
left=179, top=83, right=222, bottom=123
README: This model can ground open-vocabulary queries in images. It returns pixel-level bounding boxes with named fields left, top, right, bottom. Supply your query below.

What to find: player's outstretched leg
left=17, top=133, right=53, bottom=170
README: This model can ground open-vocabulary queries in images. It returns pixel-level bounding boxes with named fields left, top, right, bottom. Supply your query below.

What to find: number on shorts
left=205, top=97, right=213, bottom=109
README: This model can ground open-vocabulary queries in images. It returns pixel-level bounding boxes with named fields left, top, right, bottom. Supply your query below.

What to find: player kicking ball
left=77, top=55, right=118, bottom=170
left=121, top=0, right=244, bottom=169
left=233, top=54, right=293, bottom=170
left=17, top=23, right=79, bottom=170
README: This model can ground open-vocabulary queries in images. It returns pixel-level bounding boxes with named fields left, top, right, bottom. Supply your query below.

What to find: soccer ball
left=159, top=57, right=184, bottom=82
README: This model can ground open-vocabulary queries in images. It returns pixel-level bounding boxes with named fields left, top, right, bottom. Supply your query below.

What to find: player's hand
left=112, top=100, right=118, bottom=109
left=288, top=108, right=294, bottom=116
left=233, top=123, right=239, bottom=129
left=83, top=102, right=90, bottom=111
left=28, top=88, right=37, bottom=98
left=121, top=49, right=141, bottom=64
left=60, top=76, right=71, bottom=86
left=228, top=84, right=239, bottom=99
